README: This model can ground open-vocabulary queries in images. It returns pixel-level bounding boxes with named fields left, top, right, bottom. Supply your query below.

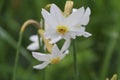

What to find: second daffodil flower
left=42, top=4, right=92, bottom=44
left=27, top=35, right=44, bottom=51
left=32, top=40, right=71, bottom=69
left=27, top=35, right=40, bottom=51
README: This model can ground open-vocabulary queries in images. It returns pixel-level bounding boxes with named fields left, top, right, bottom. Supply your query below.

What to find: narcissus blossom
left=42, top=4, right=91, bottom=44
left=27, top=35, right=39, bottom=50
left=27, top=35, right=43, bottom=51
left=32, top=39, right=71, bottom=69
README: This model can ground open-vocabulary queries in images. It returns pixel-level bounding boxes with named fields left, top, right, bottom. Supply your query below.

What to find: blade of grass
left=72, top=39, right=79, bottom=80
left=100, top=31, right=118, bottom=80
left=0, top=27, right=32, bottom=62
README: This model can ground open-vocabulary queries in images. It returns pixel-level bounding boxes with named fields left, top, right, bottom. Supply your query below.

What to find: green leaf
left=0, top=26, right=32, bottom=62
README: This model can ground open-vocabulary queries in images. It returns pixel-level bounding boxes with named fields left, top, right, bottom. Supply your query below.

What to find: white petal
left=32, top=52, right=50, bottom=61
left=72, top=8, right=77, bottom=13
left=27, top=42, right=39, bottom=50
left=62, top=34, right=71, bottom=40
left=49, top=36, right=62, bottom=44
left=44, top=31, right=59, bottom=40
left=41, top=9, right=50, bottom=20
left=85, top=7, right=91, bottom=18
left=52, top=44, right=61, bottom=57
left=44, top=25, right=56, bottom=35
left=62, top=32, right=76, bottom=39
left=69, top=26, right=86, bottom=37
left=60, top=52, right=67, bottom=60
left=50, top=4, right=65, bottom=25
left=64, top=50, right=69, bottom=54
left=82, top=32, right=92, bottom=37
left=68, top=32, right=76, bottom=39
left=74, top=26, right=91, bottom=37
left=42, top=9, right=57, bottom=29
left=66, top=7, right=84, bottom=27
left=41, top=9, right=51, bottom=26
left=33, top=62, right=49, bottom=69
left=81, top=7, right=91, bottom=25
left=30, top=35, right=38, bottom=42
left=61, top=39, right=71, bottom=53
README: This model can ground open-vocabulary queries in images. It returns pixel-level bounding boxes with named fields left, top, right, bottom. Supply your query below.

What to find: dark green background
left=0, top=0, right=120, bottom=80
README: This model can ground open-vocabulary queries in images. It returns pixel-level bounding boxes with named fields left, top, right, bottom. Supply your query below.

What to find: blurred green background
left=0, top=0, right=120, bottom=80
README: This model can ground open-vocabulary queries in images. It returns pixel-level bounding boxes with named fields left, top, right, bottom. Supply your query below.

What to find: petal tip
left=27, top=45, right=34, bottom=51
left=86, top=7, right=91, bottom=15
left=83, top=32, right=92, bottom=37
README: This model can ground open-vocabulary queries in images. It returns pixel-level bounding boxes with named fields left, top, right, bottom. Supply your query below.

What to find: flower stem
left=100, top=32, right=118, bottom=80
left=117, top=39, right=120, bottom=79
left=38, top=31, right=46, bottom=80
left=72, top=39, right=79, bottom=80
left=12, top=19, right=40, bottom=80
left=42, top=69, right=46, bottom=80
left=117, top=51, right=120, bottom=79
left=12, top=32, right=23, bottom=80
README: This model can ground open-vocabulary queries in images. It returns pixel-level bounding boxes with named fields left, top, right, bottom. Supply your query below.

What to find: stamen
left=57, top=26, right=68, bottom=35
left=51, top=57, right=60, bottom=64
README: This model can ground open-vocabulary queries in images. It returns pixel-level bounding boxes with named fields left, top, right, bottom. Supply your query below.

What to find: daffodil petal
left=81, top=7, right=91, bottom=25
left=33, top=62, right=49, bottom=69
left=69, top=26, right=87, bottom=37
left=64, top=50, right=69, bottom=54
left=66, top=7, right=84, bottom=27
left=82, top=32, right=92, bottom=37
left=72, top=8, right=77, bottom=13
left=50, top=4, right=65, bottom=25
left=52, top=44, right=61, bottom=57
left=44, top=31, right=59, bottom=40
left=62, top=32, right=76, bottom=39
left=41, top=9, right=50, bottom=21
left=60, top=52, right=68, bottom=60
left=30, top=35, right=38, bottom=42
left=68, top=32, right=76, bottom=39
left=42, top=9, right=57, bottom=29
left=73, top=26, right=91, bottom=37
left=27, top=42, right=39, bottom=50
left=49, top=36, right=62, bottom=44
left=32, top=52, right=51, bottom=61
left=61, top=39, right=71, bottom=53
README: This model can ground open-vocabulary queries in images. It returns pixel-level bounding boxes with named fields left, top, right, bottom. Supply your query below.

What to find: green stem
left=42, top=69, right=46, bottom=80
left=12, top=32, right=23, bottom=80
left=117, top=49, right=120, bottom=80
left=117, top=36, right=120, bottom=80
left=72, top=39, right=79, bottom=80
left=100, top=32, right=118, bottom=80
left=38, top=33, right=46, bottom=80
left=12, top=19, right=40, bottom=80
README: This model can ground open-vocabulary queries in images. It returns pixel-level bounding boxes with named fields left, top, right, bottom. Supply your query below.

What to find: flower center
left=57, top=26, right=68, bottom=35
left=51, top=57, right=60, bottom=64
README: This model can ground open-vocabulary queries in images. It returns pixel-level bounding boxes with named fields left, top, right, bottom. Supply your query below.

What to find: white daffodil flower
left=27, top=35, right=43, bottom=51
left=32, top=39, right=71, bottom=69
left=42, top=4, right=91, bottom=44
